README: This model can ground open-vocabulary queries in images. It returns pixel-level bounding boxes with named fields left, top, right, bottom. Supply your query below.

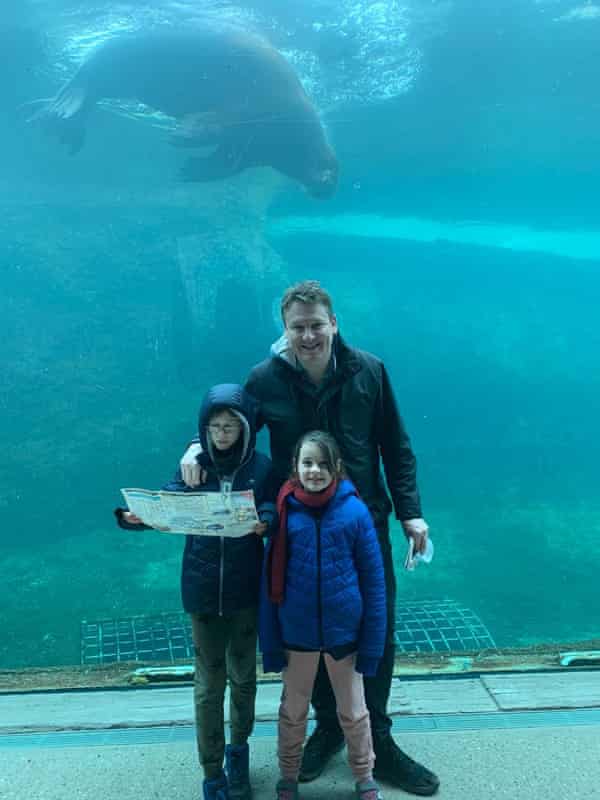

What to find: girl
left=259, top=430, right=387, bottom=800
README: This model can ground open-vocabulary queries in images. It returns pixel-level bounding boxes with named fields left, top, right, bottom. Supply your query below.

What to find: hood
left=269, top=332, right=340, bottom=373
left=335, top=478, right=359, bottom=502
left=269, top=333, right=297, bottom=369
left=198, top=383, right=259, bottom=464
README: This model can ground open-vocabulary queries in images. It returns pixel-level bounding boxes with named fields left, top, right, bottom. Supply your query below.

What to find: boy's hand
left=253, top=521, right=268, bottom=536
left=123, top=511, right=144, bottom=525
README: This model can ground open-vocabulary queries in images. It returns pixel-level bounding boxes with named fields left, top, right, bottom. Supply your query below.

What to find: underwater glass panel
left=1, top=0, right=599, bottom=669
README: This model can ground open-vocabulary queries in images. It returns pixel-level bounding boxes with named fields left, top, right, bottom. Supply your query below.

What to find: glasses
left=207, top=423, right=241, bottom=435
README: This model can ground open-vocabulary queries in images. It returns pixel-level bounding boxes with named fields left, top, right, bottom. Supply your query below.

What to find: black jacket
left=245, top=335, right=422, bottom=527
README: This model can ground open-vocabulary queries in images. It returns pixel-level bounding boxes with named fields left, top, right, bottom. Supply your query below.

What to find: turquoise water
left=1, top=1, right=600, bottom=669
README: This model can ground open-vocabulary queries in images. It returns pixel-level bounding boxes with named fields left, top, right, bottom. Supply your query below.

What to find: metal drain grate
left=395, top=600, right=496, bottom=653
left=80, top=613, right=194, bottom=665
left=4, top=708, right=600, bottom=750
left=81, top=600, right=496, bottom=664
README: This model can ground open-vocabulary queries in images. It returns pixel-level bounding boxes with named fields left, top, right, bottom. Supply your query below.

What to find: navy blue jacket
left=259, top=479, right=386, bottom=676
left=118, top=384, right=277, bottom=616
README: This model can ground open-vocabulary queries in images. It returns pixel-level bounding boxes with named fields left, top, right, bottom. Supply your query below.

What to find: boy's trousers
left=190, top=606, right=258, bottom=778
left=278, top=650, right=375, bottom=783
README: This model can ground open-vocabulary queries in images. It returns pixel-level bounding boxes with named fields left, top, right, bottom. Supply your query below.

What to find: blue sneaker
left=203, top=770, right=230, bottom=800
left=225, top=743, right=252, bottom=800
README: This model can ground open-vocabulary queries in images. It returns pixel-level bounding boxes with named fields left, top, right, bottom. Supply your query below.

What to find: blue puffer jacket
left=259, top=479, right=386, bottom=676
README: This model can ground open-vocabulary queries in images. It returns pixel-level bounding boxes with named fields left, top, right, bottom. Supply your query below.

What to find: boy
left=116, top=384, right=276, bottom=800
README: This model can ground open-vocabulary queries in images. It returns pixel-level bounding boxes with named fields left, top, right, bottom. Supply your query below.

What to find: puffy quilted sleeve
left=258, top=539, right=286, bottom=673
left=354, top=502, right=387, bottom=671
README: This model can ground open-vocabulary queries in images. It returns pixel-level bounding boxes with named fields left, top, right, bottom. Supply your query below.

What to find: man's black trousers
left=310, top=519, right=397, bottom=739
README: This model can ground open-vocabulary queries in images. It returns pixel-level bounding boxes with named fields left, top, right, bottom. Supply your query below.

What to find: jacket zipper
left=218, top=536, right=225, bottom=616
left=218, top=477, right=234, bottom=617
left=216, top=453, right=252, bottom=616
left=316, top=513, right=324, bottom=649
left=214, top=450, right=256, bottom=617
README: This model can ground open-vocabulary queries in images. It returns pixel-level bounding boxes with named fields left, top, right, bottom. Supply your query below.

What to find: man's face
left=284, top=301, right=338, bottom=373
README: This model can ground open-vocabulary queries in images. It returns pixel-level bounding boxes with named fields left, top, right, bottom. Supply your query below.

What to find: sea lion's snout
left=308, top=166, right=339, bottom=198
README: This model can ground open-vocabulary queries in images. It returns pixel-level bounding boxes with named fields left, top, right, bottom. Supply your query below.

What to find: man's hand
left=180, top=442, right=204, bottom=487
left=401, top=517, right=429, bottom=555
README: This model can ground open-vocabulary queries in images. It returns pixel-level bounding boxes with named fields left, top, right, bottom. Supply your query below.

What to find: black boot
left=373, top=736, right=439, bottom=796
left=298, top=726, right=345, bottom=782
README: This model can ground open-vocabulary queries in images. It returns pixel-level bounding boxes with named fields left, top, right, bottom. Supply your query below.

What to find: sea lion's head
left=305, top=154, right=339, bottom=199
left=280, top=115, right=339, bottom=199
left=254, top=105, right=339, bottom=198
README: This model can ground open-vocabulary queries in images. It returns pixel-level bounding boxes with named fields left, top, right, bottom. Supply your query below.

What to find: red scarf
left=268, top=478, right=339, bottom=604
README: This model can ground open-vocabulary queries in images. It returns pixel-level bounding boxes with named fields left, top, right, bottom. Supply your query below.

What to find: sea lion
left=27, top=26, right=338, bottom=198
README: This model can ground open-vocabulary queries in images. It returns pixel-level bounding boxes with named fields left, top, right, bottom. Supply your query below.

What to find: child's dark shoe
left=225, top=743, right=252, bottom=800
left=203, top=770, right=230, bottom=800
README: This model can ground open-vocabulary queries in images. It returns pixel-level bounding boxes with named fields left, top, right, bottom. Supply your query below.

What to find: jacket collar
left=270, top=333, right=360, bottom=380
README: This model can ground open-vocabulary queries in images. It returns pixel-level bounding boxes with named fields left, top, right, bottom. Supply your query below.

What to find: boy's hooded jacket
left=117, top=384, right=277, bottom=616
left=259, top=478, right=386, bottom=676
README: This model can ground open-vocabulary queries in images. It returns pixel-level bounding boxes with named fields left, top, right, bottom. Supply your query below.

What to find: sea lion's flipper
left=170, top=112, right=224, bottom=149
left=25, top=85, right=89, bottom=155
left=180, top=135, right=255, bottom=182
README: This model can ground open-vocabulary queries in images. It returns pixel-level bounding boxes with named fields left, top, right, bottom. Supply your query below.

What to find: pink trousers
left=278, top=650, right=374, bottom=783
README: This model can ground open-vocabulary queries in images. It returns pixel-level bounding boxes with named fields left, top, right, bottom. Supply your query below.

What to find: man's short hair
left=280, top=280, right=334, bottom=323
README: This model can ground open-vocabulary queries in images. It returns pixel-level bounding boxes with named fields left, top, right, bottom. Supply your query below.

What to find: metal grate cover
left=4, top=708, right=600, bottom=750
left=81, top=613, right=194, bottom=665
left=394, top=599, right=496, bottom=653
left=81, top=600, right=495, bottom=665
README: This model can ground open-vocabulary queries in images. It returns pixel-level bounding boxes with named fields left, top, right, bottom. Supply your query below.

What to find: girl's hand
left=253, top=521, right=268, bottom=536
left=123, top=511, right=144, bottom=525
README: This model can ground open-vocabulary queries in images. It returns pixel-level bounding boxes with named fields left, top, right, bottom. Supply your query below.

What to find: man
left=181, top=280, right=439, bottom=796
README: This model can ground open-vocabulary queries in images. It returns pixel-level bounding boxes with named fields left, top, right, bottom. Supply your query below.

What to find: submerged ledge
left=269, top=214, right=600, bottom=261
left=1, top=639, right=600, bottom=693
